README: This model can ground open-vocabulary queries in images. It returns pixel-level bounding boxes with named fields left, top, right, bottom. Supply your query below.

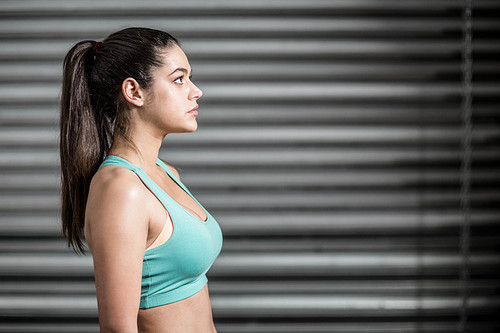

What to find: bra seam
left=144, top=258, right=151, bottom=308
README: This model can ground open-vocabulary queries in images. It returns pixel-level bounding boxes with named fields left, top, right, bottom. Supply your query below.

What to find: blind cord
left=459, top=0, right=473, bottom=332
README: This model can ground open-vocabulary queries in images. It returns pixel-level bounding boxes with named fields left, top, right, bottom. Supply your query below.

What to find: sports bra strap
left=98, top=155, right=173, bottom=210
left=98, top=155, right=139, bottom=172
left=155, top=158, right=195, bottom=199
left=98, top=155, right=204, bottom=218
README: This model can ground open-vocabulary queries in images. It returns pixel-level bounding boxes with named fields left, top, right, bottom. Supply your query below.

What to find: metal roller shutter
left=0, top=0, right=499, bottom=332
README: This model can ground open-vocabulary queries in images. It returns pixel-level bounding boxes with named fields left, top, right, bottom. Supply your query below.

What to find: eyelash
left=174, top=75, right=193, bottom=84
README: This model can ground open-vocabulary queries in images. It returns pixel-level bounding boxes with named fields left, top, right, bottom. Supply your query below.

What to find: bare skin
left=84, top=44, right=216, bottom=332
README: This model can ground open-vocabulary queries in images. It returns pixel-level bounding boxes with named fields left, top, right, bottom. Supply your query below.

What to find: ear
left=121, top=77, right=146, bottom=107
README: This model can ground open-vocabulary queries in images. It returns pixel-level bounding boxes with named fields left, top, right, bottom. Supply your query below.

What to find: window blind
left=0, top=1, right=499, bottom=332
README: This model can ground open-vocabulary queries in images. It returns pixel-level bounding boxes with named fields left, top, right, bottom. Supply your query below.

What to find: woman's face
left=142, top=44, right=203, bottom=135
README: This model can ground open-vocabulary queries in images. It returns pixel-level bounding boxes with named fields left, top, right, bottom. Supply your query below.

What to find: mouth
left=188, top=105, right=198, bottom=116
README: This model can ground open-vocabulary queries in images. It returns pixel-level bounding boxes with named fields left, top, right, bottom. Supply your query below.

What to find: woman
left=60, top=27, right=223, bottom=332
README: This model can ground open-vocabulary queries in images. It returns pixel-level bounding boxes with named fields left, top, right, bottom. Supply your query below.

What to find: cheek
left=149, top=82, right=187, bottom=117
left=155, top=91, right=185, bottom=123
left=158, top=86, right=181, bottom=105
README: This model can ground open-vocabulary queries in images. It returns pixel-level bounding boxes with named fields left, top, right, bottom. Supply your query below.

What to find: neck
left=108, top=126, right=165, bottom=173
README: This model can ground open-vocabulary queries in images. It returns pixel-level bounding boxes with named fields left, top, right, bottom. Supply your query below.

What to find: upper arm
left=85, top=168, right=149, bottom=332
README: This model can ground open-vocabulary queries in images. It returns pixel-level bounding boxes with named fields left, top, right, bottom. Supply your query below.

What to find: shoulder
left=85, top=165, right=150, bottom=241
left=89, top=164, right=146, bottom=201
left=160, top=159, right=181, bottom=179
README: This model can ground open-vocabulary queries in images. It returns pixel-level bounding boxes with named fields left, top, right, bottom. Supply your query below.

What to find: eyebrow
left=169, top=67, right=192, bottom=76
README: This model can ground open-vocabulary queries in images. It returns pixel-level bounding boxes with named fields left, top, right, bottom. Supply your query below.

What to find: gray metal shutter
left=0, top=1, right=499, bottom=332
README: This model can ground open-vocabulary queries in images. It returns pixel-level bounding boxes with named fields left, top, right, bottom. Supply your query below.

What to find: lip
left=188, top=105, right=198, bottom=116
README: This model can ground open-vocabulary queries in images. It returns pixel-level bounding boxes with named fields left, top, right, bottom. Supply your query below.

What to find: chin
left=180, top=123, right=198, bottom=133
left=187, top=122, right=198, bottom=132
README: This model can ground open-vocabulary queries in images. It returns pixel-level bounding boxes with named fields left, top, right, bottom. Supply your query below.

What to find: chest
left=150, top=171, right=207, bottom=222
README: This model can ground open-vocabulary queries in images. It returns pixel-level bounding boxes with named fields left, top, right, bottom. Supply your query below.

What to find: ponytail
left=60, top=41, right=109, bottom=254
left=59, top=28, right=179, bottom=254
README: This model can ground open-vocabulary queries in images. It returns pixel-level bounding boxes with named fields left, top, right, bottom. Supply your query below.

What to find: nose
left=190, top=82, right=203, bottom=100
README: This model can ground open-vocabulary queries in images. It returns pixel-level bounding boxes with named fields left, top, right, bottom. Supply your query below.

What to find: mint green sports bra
left=98, top=155, right=223, bottom=309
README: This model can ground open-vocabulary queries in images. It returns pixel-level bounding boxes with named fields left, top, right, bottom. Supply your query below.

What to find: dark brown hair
left=60, top=27, right=179, bottom=254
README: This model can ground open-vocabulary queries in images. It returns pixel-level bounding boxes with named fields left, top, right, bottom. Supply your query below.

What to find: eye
left=173, top=76, right=184, bottom=84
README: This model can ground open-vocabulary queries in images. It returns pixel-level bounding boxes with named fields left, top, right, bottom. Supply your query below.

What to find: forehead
left=157, top=44, right=191, bottom=73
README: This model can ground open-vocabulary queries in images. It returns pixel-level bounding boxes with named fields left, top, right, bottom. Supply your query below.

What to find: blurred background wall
left=0, top=0, right=499, bottom=332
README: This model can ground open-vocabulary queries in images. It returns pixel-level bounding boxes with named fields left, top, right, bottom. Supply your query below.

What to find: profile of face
left=125, top=44, right=203, bottom=137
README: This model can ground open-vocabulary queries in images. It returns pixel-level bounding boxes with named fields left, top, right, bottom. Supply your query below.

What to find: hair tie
left=93, top=41, right=102, bottom=54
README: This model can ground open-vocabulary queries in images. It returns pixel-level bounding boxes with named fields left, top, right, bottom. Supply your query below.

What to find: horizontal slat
left=2, top=17, right=495, bottom=35
left=1, top=126, right=499, bottom=147
left=2, top=105, right=499, bottom=126
left=0, top=0, right=499, bottom=14
left=0, top=253, right=498, bottom=277
left=212, top=295, right=500, bottom=317
left=1, top=147, right=499, bottom=168
left=216, top=211, right=500, bottom=234
left=0, top=324, right=100, bottom=333
left=1, top=189, right=499, bottom=211
left=216, top=322, right=500, bottom=333
left=1, top=323, right=499, bottom=333
left=1, top=83, right=500, bottom=105
left=214, top=253, right=500, bottom=276
left=0, top=17, right=497, bottom=39
left=0, top=294, right=498, bottom=318
left=1, top=169, right=499, bottom=191
left=1, top=322, right=499, bottom=333
left=2, top=279, right=498, bottom=296
left=1, top=39, right=499, bottom=61
left=1, top=211, right=499, bottom=237
left=1, top=61, right=500, bottom=83
left=2, top=235, right=500, bottom=253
